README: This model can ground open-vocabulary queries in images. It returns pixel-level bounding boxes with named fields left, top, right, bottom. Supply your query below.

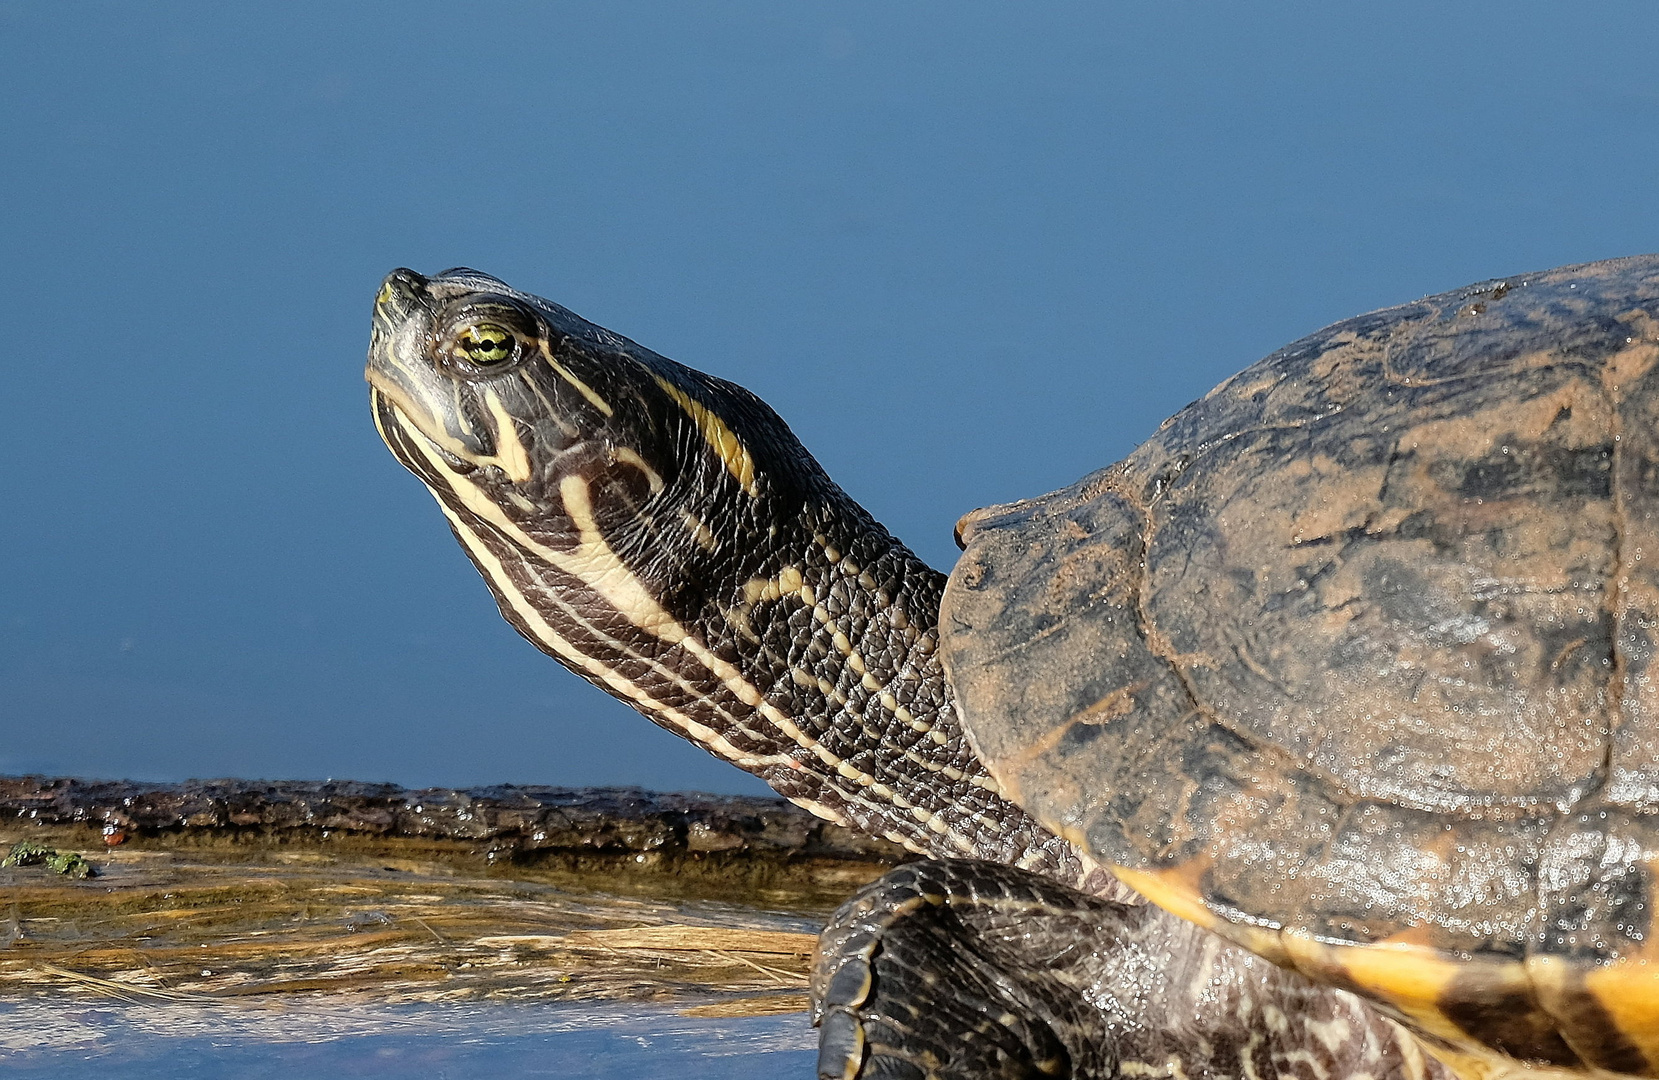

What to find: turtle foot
left=812, top=859, right=1113, bottom=1079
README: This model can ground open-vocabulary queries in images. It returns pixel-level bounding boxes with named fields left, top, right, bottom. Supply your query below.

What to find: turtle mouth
left=368, top=382, right=481, bottom=478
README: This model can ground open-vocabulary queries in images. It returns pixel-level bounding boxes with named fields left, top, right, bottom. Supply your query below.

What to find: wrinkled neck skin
left=664, top=475, right=1086, bottom=879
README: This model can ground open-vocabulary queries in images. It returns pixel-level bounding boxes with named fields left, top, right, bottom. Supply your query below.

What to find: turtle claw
left=815, top=1007, right=869, bottom=1080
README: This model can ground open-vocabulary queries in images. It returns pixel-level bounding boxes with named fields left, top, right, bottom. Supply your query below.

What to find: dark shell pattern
left=941, top=256, right=1659, bottom=1075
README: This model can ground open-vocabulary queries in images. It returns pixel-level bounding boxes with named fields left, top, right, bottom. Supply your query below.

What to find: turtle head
left=368, top=266, right=569, bottom=487
left=367, top=267, right=829, bottom=576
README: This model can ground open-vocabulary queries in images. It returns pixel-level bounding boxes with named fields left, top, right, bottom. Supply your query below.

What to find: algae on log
left=0, top=777, right=907, bottom=1011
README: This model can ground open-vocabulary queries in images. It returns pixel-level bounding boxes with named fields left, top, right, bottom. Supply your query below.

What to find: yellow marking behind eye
left=481, top=388, right=533, bottom=483
left=536, top=339, right=613, bottom=416
left=654, top=376, right=759, bottom=497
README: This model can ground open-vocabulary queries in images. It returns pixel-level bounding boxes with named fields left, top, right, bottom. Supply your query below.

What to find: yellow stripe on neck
left=654, top=376, right=759, bottom=497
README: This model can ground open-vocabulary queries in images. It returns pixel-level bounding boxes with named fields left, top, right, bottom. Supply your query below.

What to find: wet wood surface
left=0, top=777, right=906, bottom=1014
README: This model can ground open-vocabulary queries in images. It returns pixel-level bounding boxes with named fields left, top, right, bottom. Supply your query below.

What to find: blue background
left=4, top=2, right=1658, bottom=795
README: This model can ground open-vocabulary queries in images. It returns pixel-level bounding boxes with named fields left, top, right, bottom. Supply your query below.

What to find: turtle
left=366, top=254, right=1659, bottom=1080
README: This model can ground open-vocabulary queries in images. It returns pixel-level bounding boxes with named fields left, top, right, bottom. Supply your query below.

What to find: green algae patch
left=2, top=842, right=94, bottom=879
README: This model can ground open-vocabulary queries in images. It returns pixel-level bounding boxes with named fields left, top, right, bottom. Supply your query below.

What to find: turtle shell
left=941, top=256, right=1659, bottom=1076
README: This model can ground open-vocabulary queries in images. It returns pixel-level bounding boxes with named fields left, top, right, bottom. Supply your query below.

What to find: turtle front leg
left=813, top=860, right=1448, bottom=1080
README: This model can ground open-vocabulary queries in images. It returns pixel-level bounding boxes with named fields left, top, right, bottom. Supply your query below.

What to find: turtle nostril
left=375, top=268, right=431, bottom=316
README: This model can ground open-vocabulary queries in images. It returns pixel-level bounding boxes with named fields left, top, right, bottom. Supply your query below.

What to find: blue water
left=0, top=999, right=817, bottom=1078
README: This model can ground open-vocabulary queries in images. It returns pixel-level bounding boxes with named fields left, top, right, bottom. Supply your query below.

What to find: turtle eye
left=455, top=323, right=518, bottom=366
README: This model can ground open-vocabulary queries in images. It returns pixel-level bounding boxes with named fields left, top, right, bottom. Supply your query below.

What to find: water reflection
left=0, top=998, right=816, bottom=1078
